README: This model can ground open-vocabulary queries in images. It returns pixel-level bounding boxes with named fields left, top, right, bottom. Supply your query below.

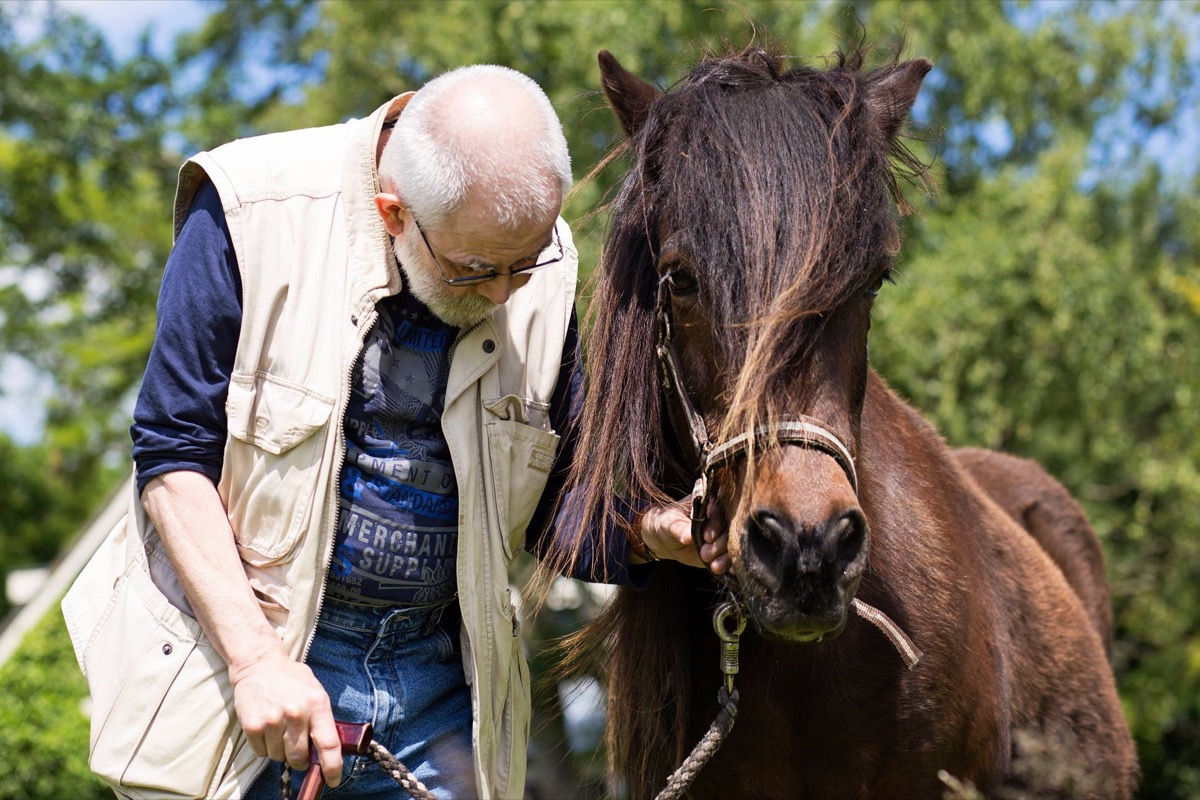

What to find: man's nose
left=475, top=273, right=530, bottom=304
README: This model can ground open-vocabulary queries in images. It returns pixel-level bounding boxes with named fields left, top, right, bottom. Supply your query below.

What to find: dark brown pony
left=558, top=44, right=1136, bottom=798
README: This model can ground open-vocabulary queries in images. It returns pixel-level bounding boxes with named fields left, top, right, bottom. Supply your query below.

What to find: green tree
left=0, top=4, right=173, bottom=495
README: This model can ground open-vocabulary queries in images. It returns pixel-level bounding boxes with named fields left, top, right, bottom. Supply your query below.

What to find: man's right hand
left=230, top=652, right=344, bottom=788
left=142, top=472, right=345, bottom=787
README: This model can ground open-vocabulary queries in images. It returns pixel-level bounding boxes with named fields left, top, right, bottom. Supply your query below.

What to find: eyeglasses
left=411, top=214, right=564, bottom=286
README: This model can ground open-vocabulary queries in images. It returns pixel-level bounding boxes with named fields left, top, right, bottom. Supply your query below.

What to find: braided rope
left=367, top=740, right=438, bottom=800
left=655, top=686, right=740, bottom=800
left=279, top=740, right=437, bottom=800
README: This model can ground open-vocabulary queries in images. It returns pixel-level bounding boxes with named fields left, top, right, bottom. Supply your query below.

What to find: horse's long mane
left=545, top=42, right=929, bottom=793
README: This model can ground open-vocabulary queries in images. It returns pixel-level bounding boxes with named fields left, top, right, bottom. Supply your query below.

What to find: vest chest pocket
left=223, top=372, right=335, bottom=563
left=485, top=419, right=560, bottom=562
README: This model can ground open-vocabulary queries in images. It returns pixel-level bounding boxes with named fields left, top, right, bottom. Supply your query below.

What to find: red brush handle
left=295, top=722, right=373, bottom=800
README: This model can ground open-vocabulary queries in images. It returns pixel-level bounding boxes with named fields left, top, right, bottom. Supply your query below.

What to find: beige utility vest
left=62, top=94, right=577, bottom=799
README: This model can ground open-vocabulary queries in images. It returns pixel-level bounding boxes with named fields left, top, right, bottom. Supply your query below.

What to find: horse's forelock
left=631, top=48, right=903, bottom=437
left=553, top=47, right=915, bottom=583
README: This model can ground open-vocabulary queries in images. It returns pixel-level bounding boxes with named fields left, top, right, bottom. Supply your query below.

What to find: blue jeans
left=245, top=598, right=476, bottom=800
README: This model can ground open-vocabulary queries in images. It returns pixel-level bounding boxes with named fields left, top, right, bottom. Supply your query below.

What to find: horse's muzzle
left=742, top=507, right=869, bottom=641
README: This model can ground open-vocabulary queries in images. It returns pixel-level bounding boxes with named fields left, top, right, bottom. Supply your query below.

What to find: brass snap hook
left=713, top=601, right=747, bottom=695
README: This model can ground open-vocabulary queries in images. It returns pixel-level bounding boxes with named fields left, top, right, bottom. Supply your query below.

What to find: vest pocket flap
left=227, top=373, right=335, bottom=455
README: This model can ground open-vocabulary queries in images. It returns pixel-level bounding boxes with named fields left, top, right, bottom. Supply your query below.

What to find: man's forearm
left=141, top=470, right=288, bottom=679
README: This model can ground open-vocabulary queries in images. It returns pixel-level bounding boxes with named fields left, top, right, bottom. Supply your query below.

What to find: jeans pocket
left=432, top=623, right=460, bottom=663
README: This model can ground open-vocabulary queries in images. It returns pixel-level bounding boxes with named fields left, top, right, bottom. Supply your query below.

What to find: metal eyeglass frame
left=411, top=214, right=564, bottom=286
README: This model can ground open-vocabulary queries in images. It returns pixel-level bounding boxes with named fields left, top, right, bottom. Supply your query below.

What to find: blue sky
left=11, top=0, right=211, bottom=58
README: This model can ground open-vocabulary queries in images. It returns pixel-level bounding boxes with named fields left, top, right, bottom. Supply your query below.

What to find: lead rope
left=280, top=738, right=437, bottom=800
left=364, top=741, right=438, bottom=800
left=655, top=602, right=744, bottom=800
left=653, top=596, right=921, bottom=800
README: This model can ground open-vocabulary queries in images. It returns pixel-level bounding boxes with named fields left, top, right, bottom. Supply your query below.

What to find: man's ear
left=598, top=50, right=663, bottom=138
left=375, top=192, right=406, bottom=236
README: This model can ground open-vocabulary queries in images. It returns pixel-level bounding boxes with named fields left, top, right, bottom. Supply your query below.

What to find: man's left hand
left=636, top=496, right=730, bottom=574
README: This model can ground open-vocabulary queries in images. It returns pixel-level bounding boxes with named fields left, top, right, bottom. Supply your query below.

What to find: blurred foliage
left=0, top=434, right=119, bottom=619
left=0, top=608, right=109, bottom=800
left=0, top=0, right=1196, bottom=797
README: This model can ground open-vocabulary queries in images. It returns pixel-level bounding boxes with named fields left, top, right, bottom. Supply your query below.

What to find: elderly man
left=63, top=65, right=727, bottom=800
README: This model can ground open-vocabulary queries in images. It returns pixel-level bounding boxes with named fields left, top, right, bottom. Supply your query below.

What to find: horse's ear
left=865, top=58, right=933, bottom=141
left=598, top=50, right=663, bottom=138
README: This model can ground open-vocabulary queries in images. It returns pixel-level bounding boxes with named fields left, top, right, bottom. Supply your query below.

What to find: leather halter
left=654, top=274, right=859, bottom=553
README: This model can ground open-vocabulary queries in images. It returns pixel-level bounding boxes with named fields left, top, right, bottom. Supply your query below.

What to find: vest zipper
left=300, top=304, right=380, bottom=667
left=445, top=317, right=485, bottom=656
left=243, top=306, right=379, bottom=796
left=299, top=310, right=481, bottom=667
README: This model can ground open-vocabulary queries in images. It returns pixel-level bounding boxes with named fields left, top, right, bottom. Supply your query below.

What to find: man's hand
left=637, top=495, right=730, bottom=574
left=230, top=652, right=344, bottom=787
left=142, top=472, right=344, bottom=786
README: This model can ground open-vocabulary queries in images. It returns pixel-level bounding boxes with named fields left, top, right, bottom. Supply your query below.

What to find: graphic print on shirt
left=330, top=292, right=460, bottom=606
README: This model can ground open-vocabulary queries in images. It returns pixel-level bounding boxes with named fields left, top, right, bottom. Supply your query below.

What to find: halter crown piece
left=653, top=274, right=921, bottom=671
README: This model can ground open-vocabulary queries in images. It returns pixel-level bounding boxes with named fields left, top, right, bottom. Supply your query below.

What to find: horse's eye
left=665, top=269, right=700, bottom=296
left=866, top=269, right=894, bottom=299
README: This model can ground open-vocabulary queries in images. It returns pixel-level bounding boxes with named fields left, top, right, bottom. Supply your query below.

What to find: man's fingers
left=309, top=713, right=344, bottom=788
left=701, top=527, right=731, bottom=574
left=670, top=516, right=692, bottom=545
left=640, top=500, right=732, bottom=570
left=263, top=721, right=287, bottom=764
left=701, top=543, right=729, bottom=572
left=283, top=718, right=311, bottom=772
left=245, top=730, right=268, bottom=760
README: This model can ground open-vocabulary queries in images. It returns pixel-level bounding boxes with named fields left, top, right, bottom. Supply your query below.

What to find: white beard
left=393, top=234, right=497, bottom=328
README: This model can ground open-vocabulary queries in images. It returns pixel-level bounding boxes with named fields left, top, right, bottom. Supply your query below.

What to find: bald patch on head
left=380, top=64, right=572, bottom=231
left=428, top=77, right=560, bottom=226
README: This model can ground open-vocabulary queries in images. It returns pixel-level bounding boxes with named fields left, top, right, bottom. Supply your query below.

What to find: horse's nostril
left=746, top=510, right=790, bottom=577
left=832, top=509, right=867, bottom=572
left=747, top=508, right=865, bottom=585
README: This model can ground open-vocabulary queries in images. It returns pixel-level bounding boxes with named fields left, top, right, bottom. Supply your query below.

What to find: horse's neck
left=859, top=370, right=963, bottom=478
left=849, top=370, right=997, bottom=658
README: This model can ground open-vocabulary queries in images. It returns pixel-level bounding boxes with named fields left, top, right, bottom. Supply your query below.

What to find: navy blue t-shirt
left=331, top=291, right=460, bottom=605
left=131, top=180, right=643, bottom=594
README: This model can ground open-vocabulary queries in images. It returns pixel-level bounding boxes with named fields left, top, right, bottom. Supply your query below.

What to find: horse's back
left=954, top=447, right=1114, bottom=658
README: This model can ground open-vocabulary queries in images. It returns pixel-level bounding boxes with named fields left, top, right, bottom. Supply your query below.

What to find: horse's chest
left=684, top=653, right=946, bottom=799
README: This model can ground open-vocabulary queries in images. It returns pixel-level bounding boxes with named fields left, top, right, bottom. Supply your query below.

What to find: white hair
left=380, top=64, right=572, bottom=230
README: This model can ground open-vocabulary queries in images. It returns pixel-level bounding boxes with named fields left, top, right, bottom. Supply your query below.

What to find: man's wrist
left=628, top=533, right=659, bottom=563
